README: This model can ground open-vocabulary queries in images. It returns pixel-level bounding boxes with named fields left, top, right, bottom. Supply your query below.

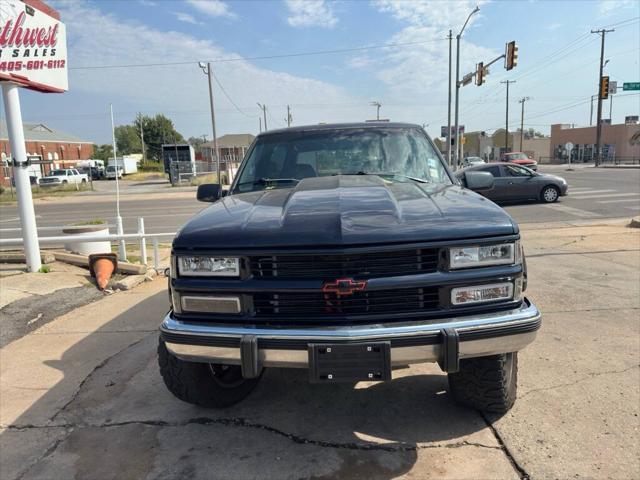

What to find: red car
left=500, top=152, right=538, bottom=171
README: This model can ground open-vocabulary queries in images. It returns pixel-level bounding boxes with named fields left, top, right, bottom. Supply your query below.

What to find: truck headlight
left=448, top=243, right=517, bottom=269
left=451, top=282, right=514, bottom=306
left=177, top=256, right=240, bottom=277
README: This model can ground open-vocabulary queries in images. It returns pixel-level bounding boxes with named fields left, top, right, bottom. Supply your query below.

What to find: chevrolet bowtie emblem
left=322, top=278, right=367, bottom=296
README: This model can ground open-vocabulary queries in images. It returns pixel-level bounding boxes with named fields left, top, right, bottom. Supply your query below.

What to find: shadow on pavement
left=2, top=291, right=491, bottom=480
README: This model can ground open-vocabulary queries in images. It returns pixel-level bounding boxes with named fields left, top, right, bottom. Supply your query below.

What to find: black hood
left=173, top=175, right=517, bottom=251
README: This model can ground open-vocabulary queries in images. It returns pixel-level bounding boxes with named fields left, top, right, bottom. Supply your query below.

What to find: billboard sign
left=440, top=125, right=465, bottom=138
left=0, top=0, right=67, bottom=92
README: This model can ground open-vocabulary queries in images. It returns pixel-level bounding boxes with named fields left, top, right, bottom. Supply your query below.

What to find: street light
left=370, top=101, right=382, bottom=120
left=453, top=5, right=480, bottom=168
left=199, top=62, right=219, bottom=185
left=257, top=103, right=267, bottom=131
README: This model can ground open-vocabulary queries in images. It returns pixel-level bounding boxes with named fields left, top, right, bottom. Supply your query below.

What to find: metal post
left=453, top=6, right=479, bottom=168
left=609, top=94, right=613, bottom=122
left=446, top=30, right=453, bottom=168
left=153, top=237, right=160, bottom=270
left=453, top=33, right=461, bottom=166
left=1, top=83, right=41, bottom=272
left=501, top=80, right=516, bottom=152
left=590, top=94, right=596, bottom=126
left=287, top=105, right=291, bottom=127
left=518, top=97, right=529, bottom=152
left=201, top=62, right=219, bottom=184
left=259, top=117, right=262, bottom=133
left=110, top=104, right=126, bottom=261
left=138, top=217, right=147, bottom=265
left=592, top=28, right=614, bottom=167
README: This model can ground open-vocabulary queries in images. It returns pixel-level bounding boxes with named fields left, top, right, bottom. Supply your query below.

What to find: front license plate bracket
left=308, top=342, right=391, bottom=383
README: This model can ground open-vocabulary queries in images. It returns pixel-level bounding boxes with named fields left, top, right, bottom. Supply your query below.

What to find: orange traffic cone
left=89, top=253, right=118, bottom=290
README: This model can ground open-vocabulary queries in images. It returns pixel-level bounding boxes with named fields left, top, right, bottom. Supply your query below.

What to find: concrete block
left=52, top=251, right=147, bottom=275
left=629, top=217, right=640, bottom=229
left=0, top=251, right=55, bottom=264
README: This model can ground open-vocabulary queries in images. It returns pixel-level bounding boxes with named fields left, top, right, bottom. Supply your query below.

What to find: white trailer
left=108, top=156, right=138, bottom=175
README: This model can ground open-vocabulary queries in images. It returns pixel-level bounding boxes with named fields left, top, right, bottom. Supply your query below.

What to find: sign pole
left=1, top=83, right=41, bottom=272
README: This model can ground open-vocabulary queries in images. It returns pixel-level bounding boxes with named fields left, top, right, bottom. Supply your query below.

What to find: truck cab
left=158, top=123, right=541, bottom=413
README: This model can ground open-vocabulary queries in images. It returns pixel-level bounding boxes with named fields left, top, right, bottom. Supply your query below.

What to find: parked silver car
left=456, top=163, right=568, bottom=203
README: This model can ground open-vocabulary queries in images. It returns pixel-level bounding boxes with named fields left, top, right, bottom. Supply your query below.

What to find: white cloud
left=285, top=0, right=338, bottom=28
left=138, top=0, right=157, bottom=6
left=174, top=12, right=203, bottom=25
left=57, top=3, right=357, bottom=139
left=598, top=0, right=638, bottom=16
left=359, top=1, right=496, bottom=96
left=186, top=0, right=236, bottom=19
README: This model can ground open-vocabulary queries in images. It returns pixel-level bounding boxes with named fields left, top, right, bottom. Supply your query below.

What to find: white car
left=105, top=165, right=124, bottom=179
left=38, top=168, right=88, bottom=187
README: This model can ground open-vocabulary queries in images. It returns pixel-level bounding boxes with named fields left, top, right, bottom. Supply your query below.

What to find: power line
left=68, top=38, right=446, bottom=71
left=209, top=70, right=259, bottom=118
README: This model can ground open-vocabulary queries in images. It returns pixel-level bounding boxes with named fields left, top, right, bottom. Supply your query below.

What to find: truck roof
left=259, top=122, right=423, bottom=137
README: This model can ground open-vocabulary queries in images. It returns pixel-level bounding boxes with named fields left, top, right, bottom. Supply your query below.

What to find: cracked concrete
left=1, top=220, right=639, bottom=479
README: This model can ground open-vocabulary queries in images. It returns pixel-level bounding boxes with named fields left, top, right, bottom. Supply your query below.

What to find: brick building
left=1, top=121, right=94, bottom=186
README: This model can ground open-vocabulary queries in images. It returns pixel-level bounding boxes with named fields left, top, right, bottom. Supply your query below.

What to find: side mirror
left=465, top=171, right=494, bottom=191
left=196, top=183, right=222, bottom=202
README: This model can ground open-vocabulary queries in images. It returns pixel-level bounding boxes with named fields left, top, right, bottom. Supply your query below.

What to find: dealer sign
left=0, top=0, right=67, bottom=92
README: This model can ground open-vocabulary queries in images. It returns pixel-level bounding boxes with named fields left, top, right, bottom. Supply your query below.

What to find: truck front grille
left=253, top=287, right=439, bottom=317
left=249, top=248, right=439, bottom=279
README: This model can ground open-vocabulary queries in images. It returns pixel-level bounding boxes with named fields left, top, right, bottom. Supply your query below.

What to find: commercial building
left=1, top=121, right=93, bottom=186
left=549, top=122, right=640, bottom=163
left=449, top=129, right=550, bottom=162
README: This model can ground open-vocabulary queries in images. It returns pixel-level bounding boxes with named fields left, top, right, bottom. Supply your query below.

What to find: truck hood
left=173, top=175, right=517, bottom=250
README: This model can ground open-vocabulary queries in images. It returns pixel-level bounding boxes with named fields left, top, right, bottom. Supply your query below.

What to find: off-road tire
left=540, top=185, right=559, bottom=203
left=447, top=352, right=518, bottom=414
left=158, top=339, right=262, bottom=408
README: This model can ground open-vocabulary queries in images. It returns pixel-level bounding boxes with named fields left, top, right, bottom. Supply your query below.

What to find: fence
left=0, top=217, right=176, bottom=270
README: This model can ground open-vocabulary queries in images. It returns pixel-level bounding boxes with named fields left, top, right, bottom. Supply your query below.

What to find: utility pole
left=446, top=29, right=453, bottom=167
left=138, top=112, right=146, bottom=166
left=590, top=94, right=597, bottom=126
left=110, top=104, right=126, bottom=262
left=500, top=80, right=516, bottom=153
left=286, top=105, right=292, bottom=127
left=591, top=28, right=614, bottom=167
left=518, top=97, right=530, bottom=151
left=453, top=6, right=480, bottom=168
left=259, top=117, right=262, bottom=133
left=257, top=103, right=267, bottom=131
left=199, top=62, right=219, bottom=183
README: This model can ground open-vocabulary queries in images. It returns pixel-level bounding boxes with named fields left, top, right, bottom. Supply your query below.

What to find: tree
left=93, top=144, right=113, bottom=161
left=518, top=127, right=546, bottom=140
left=115, top=125, right=142, bottom=155
left=133, top=114, right=184, bottom=161
left=188, top=136, right=207, bottom=153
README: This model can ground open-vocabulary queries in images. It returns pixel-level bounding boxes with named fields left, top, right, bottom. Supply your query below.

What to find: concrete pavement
left=1, top=219, right=638, bottom=479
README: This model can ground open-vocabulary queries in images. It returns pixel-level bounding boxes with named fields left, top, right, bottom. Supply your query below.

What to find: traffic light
left=476, top=62, right=484, bottom=86
left=505, top=41, right=518, bottom=70
left=600, top=76, right=610, bottom=99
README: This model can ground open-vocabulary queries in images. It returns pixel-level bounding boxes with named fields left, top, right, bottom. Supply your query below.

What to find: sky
left=4, top=0, right=640, bottom=144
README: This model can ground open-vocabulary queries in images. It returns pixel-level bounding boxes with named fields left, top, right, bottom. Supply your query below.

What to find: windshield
left=233, top=127, right=450, bottom=193
left=49, top=170, right=66, bottom=176
left=107, top=166, right=121, bottom=172
left=505, top=153, right=528, bottom=160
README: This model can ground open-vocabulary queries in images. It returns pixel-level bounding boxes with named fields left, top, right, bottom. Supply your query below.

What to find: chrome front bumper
left=160, top=299, right=541, bottom=372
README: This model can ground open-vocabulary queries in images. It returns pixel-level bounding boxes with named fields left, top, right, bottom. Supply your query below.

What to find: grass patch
left=38, top=265, right=51, bottom=273
left=138, top=162, right=164, bottom=172
left=0, top=184, right=91, bottom=204
left=123, top=171, right=167, bottom=182
left=189, top=174, right=219, bottom=186
left=71, top=219, right=106, bottom=226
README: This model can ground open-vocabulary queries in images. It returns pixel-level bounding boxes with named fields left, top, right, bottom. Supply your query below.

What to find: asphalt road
left=0, top=166, right=638, bottom=240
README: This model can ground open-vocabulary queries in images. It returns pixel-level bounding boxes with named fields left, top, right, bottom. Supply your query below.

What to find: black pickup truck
left=159, top=123, right=541, bottom=413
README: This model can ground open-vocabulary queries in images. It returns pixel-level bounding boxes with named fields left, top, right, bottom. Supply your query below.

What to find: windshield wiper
left=236, top=177, right=301, bottom=187
left=345, top=171, right=431, bottom=184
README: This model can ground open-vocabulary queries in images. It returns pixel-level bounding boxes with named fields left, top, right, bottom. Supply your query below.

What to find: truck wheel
left=81, top=178, right=87, bottom=183
left=540, top=185, right=559, bottom=203
left=62, top=180, right=68, bottom=184
left=447, top=352, right=517, bottom=414
left=158, top=339, right=262, bottom=408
